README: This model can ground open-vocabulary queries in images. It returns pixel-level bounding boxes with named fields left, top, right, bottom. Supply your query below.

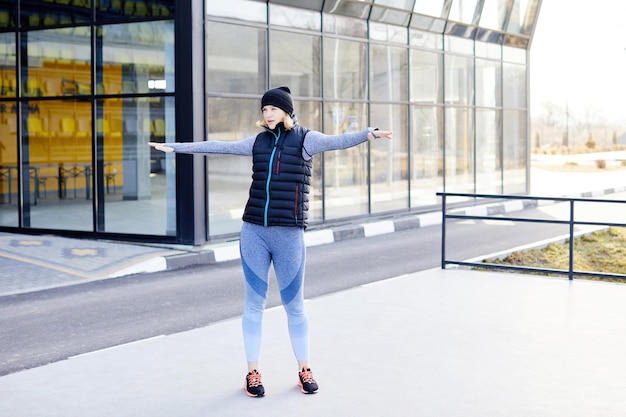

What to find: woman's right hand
left=148, top=142, right=174, bottom=153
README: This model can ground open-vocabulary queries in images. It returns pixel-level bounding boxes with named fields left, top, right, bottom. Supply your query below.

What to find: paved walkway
left=1, top=268, right=626, bottom=417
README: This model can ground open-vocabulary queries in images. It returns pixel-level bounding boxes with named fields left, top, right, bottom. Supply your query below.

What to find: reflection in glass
left=206, top=97, right=258, bottom=236
left=476, top=57, right=501, bottom=107
left=445, top=54, right=473, bottom=106
left=97, top=0, right=174, bottom=20
left=206, top=22, right=266, bottom=94
left=26, top=28, right=91, bottom=98
left=270, top=30, right=321, bottom=98
left=448, top=0, right=479, bottom=24
left=101, top=21, right=175, bottom=95
left=503, top=110, right=526, bottom=194
left=410, top=106, right=443, bottom=207
left=0, top=2, right=16, bottom=28
left=323, top=102, right=368, bottom=219
left=370, top=44, right=408, bottom=102
left=98, top=96, right=176, bottom=236
left=370, top=103, right=408, bottom=213
left=479, top=0, right=508, bottom=30
left=322, top=13, right=367, bottom=38
left=323, top=0, right=371, bottom=20
left=323, top=38, right=367, bottom=100
left=476, top=109, right=502, bottom=194
left=444, top=107, right=474, bottom=193
left=507, top=0, right=539, bottom=36
left=26, top=99, right=93, bottom=231
left=270, top=4, right=321, bottom=30
left=21, top=0, right=90, bottom=27
left=0, top=109, right=17, bottom=226
left=0, top=33, right=16, bottom=99
left=205, top=0, right=265, bottom=23
left=410, top=48, right=442, bottom=104
left=503, top=62, right=526, bottom=108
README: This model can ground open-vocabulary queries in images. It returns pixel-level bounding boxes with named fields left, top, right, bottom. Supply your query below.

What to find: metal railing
left=437, top=192, right=626, bottom=281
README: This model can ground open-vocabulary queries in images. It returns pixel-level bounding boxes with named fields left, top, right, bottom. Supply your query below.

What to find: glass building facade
left=0, top=0, right=541, bottom=245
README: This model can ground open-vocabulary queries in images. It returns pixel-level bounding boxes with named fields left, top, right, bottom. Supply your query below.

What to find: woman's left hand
left=368, top=130, right=393, bottom=140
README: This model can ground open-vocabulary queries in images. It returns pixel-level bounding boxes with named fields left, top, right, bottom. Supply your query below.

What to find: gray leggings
left=239, top=222, right=309, bottom=362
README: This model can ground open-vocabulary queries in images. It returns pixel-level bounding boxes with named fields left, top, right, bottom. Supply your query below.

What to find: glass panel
left=370, top=44, right=407, bottom=102
left=448, top=0, right=478, bottom=24
left=503, top=109, right=527, bottom=194
left=475, top=40, right=501, bottom=59
left=205, top=0, right=265, bottom=23
left=410, top=49, right=442, bottom=104
left=476, top=57, right=501, bottom=107
left=270, top=30, right=321, bottom=98
left=322, top=0, right=372, bottom=20
left=25, top=99, right=93, bottom=231
left=323, top=38, right=367, bottom=100
left=369, top=6, right=410, bottom=26
left=0, top=33, right=16, bottom=98
left=444, top=107, right=474, bottom=193
left=503, top=62, right=526, bottom=108
left=370, top=103, right=408, bottom=213
left=0, top=106, right=17, bottom=225
left=475, top=108, right=502, bottom=194
left=409, top=29, right=442, bottom=49
left=503, top=45, right=526, bottom=63
left=99, top=96, right=176, bottom=235
left=374, top=0, right=413, bottom=9
left=270, top=4, right=321, bottom=31
left=369, top=21, right=407, bottom=44
left=0, top=2, right=16, bottom=29
left=444, top=35, right=473, bottom=54
left=410, top=106, right=443, bottom=207
left=507, top=0, right=538, bottom=36
left=412, top=0, right=445, bottom=17
left=26, top=27, right=91, bottom=98
left=323, top=102, right=368, bottom=219
left=445, top=54, right=473, bottom=106
left=206, top=97, right=257, bottom=236
left=101, top=21, right=175, bottom=95
left=322, top=13, right=367, bottom=38
left=479, top=0, right=508, bottom=31
left=206, top=22, right=267, bottom=94
left=97, top=0, right=175, bottom=20
left=22, top=0, right=90, bottom=28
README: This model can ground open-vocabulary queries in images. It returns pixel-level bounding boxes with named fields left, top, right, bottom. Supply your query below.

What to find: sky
left=529, top=0, right=626, bottom=126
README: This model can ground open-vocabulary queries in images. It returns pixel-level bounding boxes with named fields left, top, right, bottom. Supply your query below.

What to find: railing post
left=568, top=200, right=575, bottom=280
left=441, top=193, right=446, bottom=269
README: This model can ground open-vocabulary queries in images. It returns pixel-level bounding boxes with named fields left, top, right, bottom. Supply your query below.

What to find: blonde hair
left=256, top=114, right=295, bottom=130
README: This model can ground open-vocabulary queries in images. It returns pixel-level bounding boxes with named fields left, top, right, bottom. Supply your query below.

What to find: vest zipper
left=264, top=129, right=280, bottom=227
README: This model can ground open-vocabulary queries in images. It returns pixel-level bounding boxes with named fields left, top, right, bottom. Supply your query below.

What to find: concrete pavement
left=1, top=268, right=626, bottom=416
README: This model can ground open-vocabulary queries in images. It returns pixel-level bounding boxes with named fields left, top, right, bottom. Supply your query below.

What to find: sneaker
left=244, top=369, right=265, bottom=397
left=298, top=368, right=319, bottom=394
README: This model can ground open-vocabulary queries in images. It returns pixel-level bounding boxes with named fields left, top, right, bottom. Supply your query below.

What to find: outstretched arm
left=302, top=128, right=393, bottom=160
left=148, top=136, right=256, bottom=156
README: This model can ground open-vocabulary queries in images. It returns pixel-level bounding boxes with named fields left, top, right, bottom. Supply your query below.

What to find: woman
left=149, top=86, right=392, bottom=397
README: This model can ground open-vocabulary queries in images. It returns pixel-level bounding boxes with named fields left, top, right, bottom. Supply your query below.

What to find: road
left=0, top=202, right=613, bottom=376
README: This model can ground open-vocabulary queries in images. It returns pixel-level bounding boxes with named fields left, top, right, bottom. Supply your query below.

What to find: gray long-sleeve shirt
left=164, top=127, right=377, bottom=160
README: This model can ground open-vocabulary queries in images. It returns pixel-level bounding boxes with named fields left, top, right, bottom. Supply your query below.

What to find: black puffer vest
left=242, top=124, right=311, bottom=228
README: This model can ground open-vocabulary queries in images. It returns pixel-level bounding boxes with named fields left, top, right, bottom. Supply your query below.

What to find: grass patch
left=483, top=227, right=626, bottom=282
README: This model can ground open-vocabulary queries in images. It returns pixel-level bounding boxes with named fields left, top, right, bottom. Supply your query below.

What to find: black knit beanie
left=261, top=86, right=294, bottom=116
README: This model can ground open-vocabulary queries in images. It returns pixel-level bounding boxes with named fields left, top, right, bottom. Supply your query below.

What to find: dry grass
left=484, top=227, right=626, bottom=283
